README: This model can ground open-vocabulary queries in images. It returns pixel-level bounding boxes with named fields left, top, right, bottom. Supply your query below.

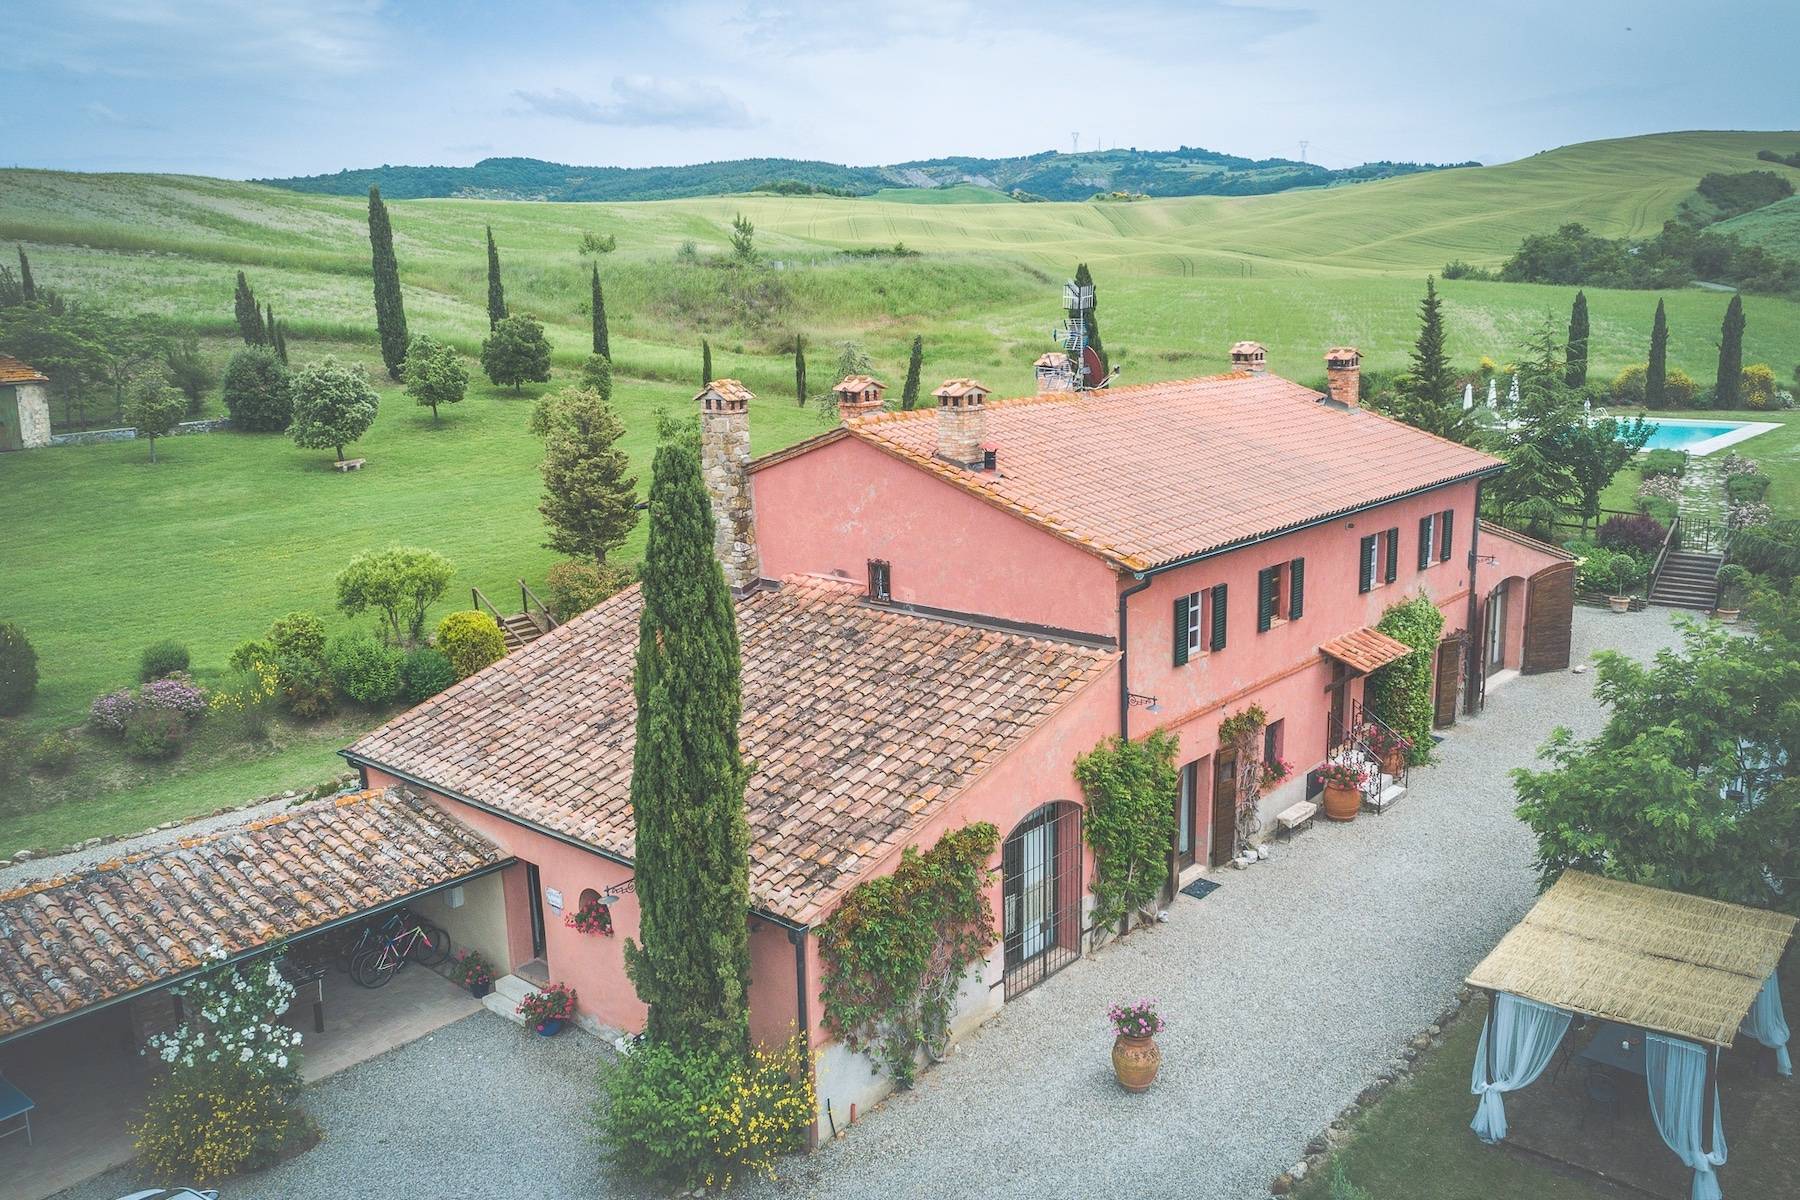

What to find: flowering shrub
left=1361, top=723, right=1412, bottom=761
left=1720, top=452, right=1762, bottom=477
left=1729, top=502, right=1773, bottom=533
left=566, top=895, right=615, bottom=935
left=1636, top=474, right=1684, bottom=507
left=1259, top=757, right=1293, bottom=788
left=448, top=950, right=495, bottom=989
left=90, top=687, right=140, bottom=733
left=140, top=673, right=208, bottom=719
left=517, top=981, right=576, bottom=1031
left=1108, top=998, right=1166, bottom=1039
left=29, top=731, right=78, bottom=774
left=210, top=661, right=280, bottom=739
left=697, top=1036, right=816, bottom=1188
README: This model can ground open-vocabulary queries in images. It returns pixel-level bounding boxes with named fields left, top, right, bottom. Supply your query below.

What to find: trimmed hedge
left=325, top=633, right=403, bottom=706
left=1639, top=449, right=1687, bottom=479
left=0, top=621, right=37, bottom=717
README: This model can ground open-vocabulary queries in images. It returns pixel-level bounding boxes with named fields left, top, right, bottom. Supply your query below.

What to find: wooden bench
left=333, top=457, right=367, bottom=472
left=1275, top=800, right=1318, bottom=839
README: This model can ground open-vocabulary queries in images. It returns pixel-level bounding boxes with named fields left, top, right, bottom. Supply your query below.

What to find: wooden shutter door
left=1440, top=510, right=1454, bottom=561
left=1257, top=567, right=1277, bottom=631
left=1384, top=528, right=1399, bottom=583
left=1520, top=561, right=1575, bottom=674
left=1210, top=584, right=1228, bottom=650
left=1418, top=516, right=1433, bottom=569
left=1359, top=536, right=1376, bottom=592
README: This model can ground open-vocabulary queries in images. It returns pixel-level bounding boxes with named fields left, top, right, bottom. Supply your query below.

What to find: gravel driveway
left=54, top=607, right=1690, bottom=1200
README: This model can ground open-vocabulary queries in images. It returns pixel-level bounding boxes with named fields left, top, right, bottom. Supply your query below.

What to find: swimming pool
left=1632, top=417, right=1780, bottom=455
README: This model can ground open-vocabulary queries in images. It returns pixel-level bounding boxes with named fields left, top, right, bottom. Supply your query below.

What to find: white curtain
left=1738, top=971, right=1791, bottom=1077
left=1469, top=994, right=1573, bottom=1143
left=1646, top=1034, right=1728, bottom=1200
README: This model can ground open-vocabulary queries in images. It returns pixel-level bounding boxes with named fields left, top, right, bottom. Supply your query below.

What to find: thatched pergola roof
left=1467, top=871, right=1796, bottom=1047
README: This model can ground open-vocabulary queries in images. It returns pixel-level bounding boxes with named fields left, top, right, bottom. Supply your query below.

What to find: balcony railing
left=1326, top=698, right=1410, bottom=815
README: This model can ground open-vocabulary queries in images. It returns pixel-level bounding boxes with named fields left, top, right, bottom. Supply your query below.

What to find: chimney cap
left=1230, top=340, right=1267, bottom=355
left=833, top=374, right=886, bottom=394
left=696, top=379, right=755, bottom=411
left=932, top=378, right=989, bottom=404
left=1325, top=346, right=1361, bottom=366
left=1033, top=351, right=1073, bottom=368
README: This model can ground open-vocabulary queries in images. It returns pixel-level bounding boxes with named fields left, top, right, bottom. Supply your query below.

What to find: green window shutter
left=1257, top=567, right=1277, bottom=632
left=1173, top=593, right=1190, bottom=666
left=1418, top=515, right=1433, bottom=570
left=1359, top=535, right=1376, bottom=593
left=1289, top=558, right=1305, bottom=620
left=1384, top=528, right=1399, bottom=583
left=1210, top=583, right=1227, bottom=650
left=1440, top=509, right=1454, bottom=561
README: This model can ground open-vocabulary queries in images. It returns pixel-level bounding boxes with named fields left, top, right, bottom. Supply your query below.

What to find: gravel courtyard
left=54, top=607, right=1691, bottom=1200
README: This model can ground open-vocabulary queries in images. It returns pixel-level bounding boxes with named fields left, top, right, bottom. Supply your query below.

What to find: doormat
left=1180, top=877, right=1221, bottom=901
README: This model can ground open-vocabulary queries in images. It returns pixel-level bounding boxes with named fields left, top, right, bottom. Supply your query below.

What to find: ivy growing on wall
left=817, top=822, right=998, bottom=1088
left=1217, top=704, right=1269, bottom=848
left=1368, top=593, right=1445, bottom=764
left=1076, top=730, right=1178, bottom=936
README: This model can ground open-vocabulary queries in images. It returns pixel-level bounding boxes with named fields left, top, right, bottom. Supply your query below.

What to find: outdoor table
left=279, top=956, right=330, bottom=1033
left=0, top=1072, right=34, bottom=1146
left=1576, top=1020, right=1648, bottom=1076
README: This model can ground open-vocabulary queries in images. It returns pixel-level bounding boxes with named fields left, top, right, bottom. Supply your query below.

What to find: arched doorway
left=1001, top=802, right=1082, bottom=999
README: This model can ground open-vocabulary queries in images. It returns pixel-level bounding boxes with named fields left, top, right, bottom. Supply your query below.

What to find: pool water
left=1638, top=420, right=1748, bottom=450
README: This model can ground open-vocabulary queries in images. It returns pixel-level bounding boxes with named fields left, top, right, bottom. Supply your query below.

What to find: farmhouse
left=339, top=345, right=1578, bottom=1124
left=0, top=355, right=51, bottom=451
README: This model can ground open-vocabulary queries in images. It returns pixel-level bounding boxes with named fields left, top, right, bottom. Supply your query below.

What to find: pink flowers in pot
left=1318, top=759, right=1372, bottom=790
left=1108, top=998, right=1166, bottom=1040
left=1360, top=723, right=1411, bottom=760
left=516, top=981, right=577, bottom=1033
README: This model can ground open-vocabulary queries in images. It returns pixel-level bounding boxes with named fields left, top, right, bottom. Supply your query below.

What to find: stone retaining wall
left=48, top=417, right=233, bottom=446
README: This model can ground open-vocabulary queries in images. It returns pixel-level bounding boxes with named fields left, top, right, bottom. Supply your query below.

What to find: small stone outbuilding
left=0, top=355, right=51, bottom=450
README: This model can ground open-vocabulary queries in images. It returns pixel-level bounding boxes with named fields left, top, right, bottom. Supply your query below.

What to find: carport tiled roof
left=0, top=789, right=504, bottom=1038
left=1319, top=626, right=1416, bottom=674
left=836, top=373, right=1502, bottom=571
left=348, top=575, right=1114, bottom=924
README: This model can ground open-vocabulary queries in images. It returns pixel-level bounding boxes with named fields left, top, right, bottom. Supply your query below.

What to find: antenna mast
left=1298, top=140, right=1309, bottom=162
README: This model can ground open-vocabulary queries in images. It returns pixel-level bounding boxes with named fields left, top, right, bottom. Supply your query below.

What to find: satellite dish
left=1081, top=345, right=1104, bottom=388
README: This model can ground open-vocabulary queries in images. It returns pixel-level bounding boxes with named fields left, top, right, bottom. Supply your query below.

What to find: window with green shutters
left=1288, top=557, right=1304, bottom=619
left=1418, top=514, right=1435, bottom=570
left=1210, top=583, right=1227, bottom=650
left=1384, top=527, right=1399, bottom=583
left=1439, top=509, right=1454, bottom=561
left=1174, top=592, right=1192, bottom=666
left=1257, top=566, right=1279, bottom=631
left=1358, top=534, right=1376, bottom=593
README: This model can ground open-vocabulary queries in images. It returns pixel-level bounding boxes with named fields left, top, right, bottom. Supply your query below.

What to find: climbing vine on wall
left=1076, top=730, right=1178, bottom=937
left=817, top=822, right=998, bottom=1088
left=1369, top=593, right=1445, bottom=765
left=1218, top=704, right=1269, bottom=848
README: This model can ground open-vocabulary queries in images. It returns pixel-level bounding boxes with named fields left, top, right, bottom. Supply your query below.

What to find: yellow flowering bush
left=132, top=1062, right=300, bottom=1182
left=699, top=1036, right=816, bottom=1189
left=209, top=658, right=280, bottom=739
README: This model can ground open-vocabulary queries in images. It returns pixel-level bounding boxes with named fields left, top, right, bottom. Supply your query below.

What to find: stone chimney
left=1325, top=347, right=1362, bottom=408
left=932, top=379, right=989, bottom=468
left=833, top=374, right=886, bottom=421
left=1034, top=351, right=1076, bottom=393
left=696, top=379, right=760, bottom=592
left=1229, top=341, right=1267, bottom=374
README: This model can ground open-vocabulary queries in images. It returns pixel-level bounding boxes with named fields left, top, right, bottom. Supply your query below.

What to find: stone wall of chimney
left=933, top=380, right=988, bottom=467
left=698, top=381, right=760, bottom=592
left=1325, top=348, right=1362, bottom=408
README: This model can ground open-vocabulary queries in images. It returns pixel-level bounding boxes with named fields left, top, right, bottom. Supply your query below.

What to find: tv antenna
left=1050, top=279, right=1115, bottom=390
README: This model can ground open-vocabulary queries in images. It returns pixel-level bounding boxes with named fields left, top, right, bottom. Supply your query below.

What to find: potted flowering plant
left=1260, top=757, right=1294, bottom=790
left=1317, top=758, right=1369, bottom=822
left=1608, top=553, right=1642, bottom=613
left=518, top=981, right=577, bottom=1037
left=448, top=950, right=495, bottom=997
left=1108, top=998, right=1166, bottom=1092
left=1362, top=724, right=1412, bottom=777
left=565, top=895, right=614, bottom=936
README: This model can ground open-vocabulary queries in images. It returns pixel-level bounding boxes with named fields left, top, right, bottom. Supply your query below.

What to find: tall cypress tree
left=1070, top=262, right=1106, bottom=376
left=1715, top=294, right=1744, bottom=408
left=1565, top=290, right=1589, bottom=387
left=485, top=226, right=506, bottom=330
left=591, top=264, right=609, bottom=358
left=273, top=320, right=289, bottom=365
left=901, top=335, right=923, bottom=409
left=368, top=186, right=408, bottom=379
left=620, top=430, right=751, bottom=1058
left=17, top=246, right=35, bottom=303
left=701, top=339, right=712, bottom=388
left=1645, top=299, right=1669, bottom=409
left=794, top=336, right=806, bottom=406
left=233, top=271, right=266, bottom=346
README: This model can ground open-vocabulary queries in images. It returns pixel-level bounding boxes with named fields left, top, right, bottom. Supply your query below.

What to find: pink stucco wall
left=1474, top=525, right=1572, bottom=673
left=752, top=435, right=1120, bottom=636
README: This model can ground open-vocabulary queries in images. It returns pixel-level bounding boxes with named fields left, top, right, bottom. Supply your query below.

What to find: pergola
left=1465, top=871, right=1794, bottom=1200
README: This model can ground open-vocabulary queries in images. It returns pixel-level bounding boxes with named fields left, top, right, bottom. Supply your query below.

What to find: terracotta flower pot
left=1379, top=748, right=1406, bottom=778
left=1715, top=608, right=1740, bottom=624
left=1112, top=1033, right=1161, bottom=1092
left=1608, top=595, right=1631, bottom=613
left=1322, top=782, right=1361, bottom=822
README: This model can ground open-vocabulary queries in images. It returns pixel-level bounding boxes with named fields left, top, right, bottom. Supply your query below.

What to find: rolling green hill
left=1716, top=193, right=1800, bottom=259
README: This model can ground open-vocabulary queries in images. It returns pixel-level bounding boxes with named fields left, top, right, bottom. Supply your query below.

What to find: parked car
left=115, top=1189, right=218, bottom=1200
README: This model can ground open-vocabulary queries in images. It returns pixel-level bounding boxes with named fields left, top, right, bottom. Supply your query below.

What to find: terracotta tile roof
left=834, top=375, right=884, bottom=393
left=0, top=790, right=504, bottom=1037
left=1034, top=352, right=1072, bottom=368
left=844, top=373, right=1502, bottom=571
left=1480, top=519, right=1576, bottom=562
left=0, top=355, right=49, bottom=385
left=347, top=576, right=1113, bottom=925
left=931, top=378, right=989, bottom=401
left=698, top=379, right=755, bottom=406
left=1319, top=627, right=1415, bottom=674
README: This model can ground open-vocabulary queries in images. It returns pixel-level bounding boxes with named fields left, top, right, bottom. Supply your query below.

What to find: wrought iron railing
left=1326, top=699, right=1411, bottom=815
left=1647, top=515, right=1682, bottom=601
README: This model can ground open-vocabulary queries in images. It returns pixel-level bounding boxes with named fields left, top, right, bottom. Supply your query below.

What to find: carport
left=0, top=788, right=510, bottom=1200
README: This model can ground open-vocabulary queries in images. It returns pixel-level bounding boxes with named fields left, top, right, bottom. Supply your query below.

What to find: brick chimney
left=1229, top=341, right=1267, bottom=374
left=1034, top=351, right=1076, bottom=393
left=1325, top=347, right=1361, bottom=408
left=834, top=374, right=886, bottom=421
left=932, top=379, right=989, bottom=468
left=696, top=379, right=760, bottom=592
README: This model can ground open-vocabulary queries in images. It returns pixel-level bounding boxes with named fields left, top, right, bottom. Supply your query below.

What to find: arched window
left=1001, top=802, right=1082, bottom=999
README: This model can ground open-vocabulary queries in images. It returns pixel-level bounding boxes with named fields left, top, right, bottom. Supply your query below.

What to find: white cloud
left=30, top=0, right=387, bottom=78
left=514, top=77, right=755, bottom=130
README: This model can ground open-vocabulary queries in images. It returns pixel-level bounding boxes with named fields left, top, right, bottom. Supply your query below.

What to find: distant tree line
left=1448, top=220, right=1800, bottom=295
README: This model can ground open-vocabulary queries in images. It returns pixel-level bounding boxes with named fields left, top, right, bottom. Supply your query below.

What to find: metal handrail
left=1331, top=698, right=1410, bottom=815
left=519, top=579, right=558, bottom=634
left=470, top=586, right=506, bottom=627
left=1647, top=514, right=1681, bottom=600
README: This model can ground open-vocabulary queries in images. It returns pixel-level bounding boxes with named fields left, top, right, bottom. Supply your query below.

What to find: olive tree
left=289, top=358, right=379, bottom=463
left=402, top=335, right=469, bottom=423
left=334, top=545, right=455, bottom=645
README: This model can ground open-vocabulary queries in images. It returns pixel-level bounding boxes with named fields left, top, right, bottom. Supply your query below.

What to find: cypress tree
left=274, top=319, right=289, bottom=365
left=1565, top=290, right=1589, bottom=387
left=794, top=336, right=806, bottom=406
left=367, top=186, right=408, bottom=379
left=264, top=302, right=276, bottom=354
left=17, top=246, right=35, bottom=303
left=537, top=389, right=639, bottom=568
left=485, top=225, right=506, bottom=330
left=1389, top=276, right=1469, bottom=440
left=1645, top=299, right=1669, bottom=409
left=1715, top=294, right=1744, bottom=408
left=1071, top=262, right=1106, bottom=375
left=620, top=429, right=751, bottom=1059
left=590, top=264, right=609, bottom=358
left=701, top=339, right=712, bottom=388
left=233, top=271, right=266, bottom=346
left=901, top=335, right=923, bottom=409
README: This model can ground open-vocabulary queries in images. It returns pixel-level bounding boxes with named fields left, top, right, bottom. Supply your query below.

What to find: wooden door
left=1466, top=597, right=1489, bottom=716
left=0, top=391, right=20, bottom=452
left=1325, top=663, right=1348, bottom=755
left=1210, top=751, right=1238, bottom=867
left=1434, top=639, right=1461, bottom=728
left=1521, top=562, right=1576, bottom=675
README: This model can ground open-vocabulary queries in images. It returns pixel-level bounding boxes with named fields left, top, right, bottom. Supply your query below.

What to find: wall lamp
left=1126, top=692, right=1162, bottom=713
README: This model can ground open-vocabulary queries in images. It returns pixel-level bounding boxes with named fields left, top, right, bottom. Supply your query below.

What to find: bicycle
left=349, top=914, right=450, bottom=988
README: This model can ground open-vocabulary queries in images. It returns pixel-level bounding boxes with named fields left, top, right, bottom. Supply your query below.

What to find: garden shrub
left=124, top=707, right=188, bottom=759
left=1577, top=547, right=1624, bottom=594
left=228, top=637, right=276, bottom=673
left=277, top=656, right=337, bottom=719
left=29, top=731, right=77, bottom=774
left=139, top=639, right=191, bottom=681
left=141, top=673, right=208, bottom=719
left=1610, top=364, right=1646, bottom=407
left=436, top=610, right=506, bottom=678
left=1368, top=593, right=1443, bottom=765
left=325, top=632, right=403, bottom=705
left=1663, top=367, right=1699, bottom=408
left=1726, top=473, right=1771, bottom=505
left=1639, top=448, right=1687, bottom=479
left=1741, top=364, right=1777, bottom=411
left=1075, top=729, right=1178, bottom=932
left=818, top=823, right=998, bottom=1085
left=544, top=559, right=633, bottom=621
left=266, top=612, right=327, bottom=664
left=1730, top=519, right=1800, bottom=586
left=210, top=664, right=279, bottom=740
left=598, top=1035, right=813, bottom=1190
left=1597, top=513, right=1667, bottom=558
left=90, top=687, right=139, bottom=733
left=399, top=646, right=457, bottom=703
left=221, top=347, right=293, bottom=432
left=0, top=621, right=38, bottom=717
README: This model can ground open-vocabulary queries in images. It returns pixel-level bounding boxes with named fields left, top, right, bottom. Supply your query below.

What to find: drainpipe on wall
left=1464, top=481, right=1485, bottom=714
left=1116, top=573, right=1154, bottom=736
left=787, top=924, right=817, bottom=1150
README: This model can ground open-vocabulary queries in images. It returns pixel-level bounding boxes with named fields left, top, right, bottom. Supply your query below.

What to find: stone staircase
left=1649, top=550, right=1722, bottom=611
left=483, top=972, right=545, bottom=1026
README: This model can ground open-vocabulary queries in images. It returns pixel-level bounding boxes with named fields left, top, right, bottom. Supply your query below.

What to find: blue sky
left=1, top=0, right=1795, bottom=177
